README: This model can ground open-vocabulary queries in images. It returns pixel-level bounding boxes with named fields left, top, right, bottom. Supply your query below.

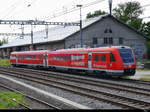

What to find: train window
left=101, top=55, right=106, bottom=62
left=33, top=56, right=36, bottom=59
left=94, top=55, right=99, bottom=62
left=64, top=55, right=71, bottom=61
left=110, top=53, right=116, bottom=62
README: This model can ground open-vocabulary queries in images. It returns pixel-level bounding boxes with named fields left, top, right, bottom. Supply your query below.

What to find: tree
left=146, top=41, right=150, bottom=59
left=128, top=18, right=143, bottom=31
left=86, top=10, right=107, bottom=19
left=0, top=37, right=8, bottom=46
left=113, top=1, right=143, bottom=23
left=141, top=22, right=150, bottom=37
left=113, top=1, right=143, bottom=31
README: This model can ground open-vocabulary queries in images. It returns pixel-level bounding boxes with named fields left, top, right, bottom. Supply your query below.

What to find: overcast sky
left=0, top=0, right=149, bottom=41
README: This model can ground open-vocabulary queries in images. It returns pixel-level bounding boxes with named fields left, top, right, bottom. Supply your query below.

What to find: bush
left=146, top=41, right=150, bottom=59
left=0, top=59, right=11, bottom=66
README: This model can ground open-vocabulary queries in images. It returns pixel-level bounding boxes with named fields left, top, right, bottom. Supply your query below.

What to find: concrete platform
left=130, top=70, right=150, bottom=80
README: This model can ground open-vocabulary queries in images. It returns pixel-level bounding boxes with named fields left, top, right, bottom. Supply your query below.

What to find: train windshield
left=119, top=49, right=134, bottom=64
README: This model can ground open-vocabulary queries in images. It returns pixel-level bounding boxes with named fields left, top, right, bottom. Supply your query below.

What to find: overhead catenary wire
left=41, top=0, right=106, bottom=21
left=43, top=1, right=150, bottom=21
left=5, top=0, right=39, bottom=19
left=3, top=0, right=107, bottom=33
left=1, top=0, right=23, bottom=19
left=142, top=4, right=150, bottom=8
left=1, top=0, right=150, bottom=36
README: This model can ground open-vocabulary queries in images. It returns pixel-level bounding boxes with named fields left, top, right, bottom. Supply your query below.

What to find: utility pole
left=45, top=25, right=48, bottom=39
left=20, top=24, right=24, bottom=39
left=109, top=0, right=112, bottom=15
left=30, top=24, right=33, bottom=50
left=77, top=5, right=83, bottom=48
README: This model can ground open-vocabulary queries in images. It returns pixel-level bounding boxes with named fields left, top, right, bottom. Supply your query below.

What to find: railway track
left=9, top=66, right=150, bottom=86
left=3, top=67, right=150, bottom=96
left=0, top=67, right=150, bottom=109
left=0, top=82, right=61, bottom=109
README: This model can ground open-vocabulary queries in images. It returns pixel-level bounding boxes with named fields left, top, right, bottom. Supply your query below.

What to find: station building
left=0, top=15, right=148, bottom=59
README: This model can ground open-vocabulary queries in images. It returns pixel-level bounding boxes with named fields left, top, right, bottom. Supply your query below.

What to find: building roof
left=0, top=15, right=108, bottom=48
left=0, top=14, right=147, bottom=48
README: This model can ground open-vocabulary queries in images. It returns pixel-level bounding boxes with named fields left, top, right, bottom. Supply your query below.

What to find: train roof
left=53, top=46, right=131, bottom=53
left=11, top=46, right=131, bottom=55
left=11, top=50, right=50, bottom=54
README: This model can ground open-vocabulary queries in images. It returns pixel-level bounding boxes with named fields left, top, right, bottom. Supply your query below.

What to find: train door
left=88, top=52, right=92, bottom=70
left=43, top=53, right=48, bottom=67
left=92, top=53, right=110, bottom=70
left=16, top=54, right=18, bottom=64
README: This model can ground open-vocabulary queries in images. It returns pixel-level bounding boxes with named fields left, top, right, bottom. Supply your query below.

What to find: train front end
left=118, top=47, right=136, bottom=76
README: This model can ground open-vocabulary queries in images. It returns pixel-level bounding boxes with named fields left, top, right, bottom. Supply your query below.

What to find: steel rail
left=0, top=69, right=149, bottom=109
left=0, top=82, right=61, bottom=109
left=3, top=67, right=150, bottom=97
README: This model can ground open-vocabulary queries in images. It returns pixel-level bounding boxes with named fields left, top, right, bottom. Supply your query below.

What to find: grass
left=0, top=59, right=11, bottom=66
left=0, top=92, right=29, bottom=109
left=139, top=77, right=150, bottom=81
left=137, top=68, right=150, bottom=71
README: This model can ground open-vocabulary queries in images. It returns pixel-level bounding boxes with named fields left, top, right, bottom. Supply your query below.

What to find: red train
left=10, top=46, right=136, bottom=76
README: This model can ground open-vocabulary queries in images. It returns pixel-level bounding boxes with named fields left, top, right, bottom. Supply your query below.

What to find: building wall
left=65, top=17, right=147, bottom=59
left=0, top=17, right=147, bottom=59
left=34, top=40, right=65, bottom=51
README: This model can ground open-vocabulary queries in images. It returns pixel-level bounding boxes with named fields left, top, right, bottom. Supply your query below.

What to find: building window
left=109, top=29, right=112, bottom=33
left=104, top=38, right=108, bottom=44
left=109, top=37, right=113, bottom=44
left=104, top=28, right=112, bottom=33
left=104, top=37, right=113, bottom=45
left=104, top=29, right=108, bottom=33
left=119, top=37, right=123, bottom=44
left=93, top=37, right=98, bottom=45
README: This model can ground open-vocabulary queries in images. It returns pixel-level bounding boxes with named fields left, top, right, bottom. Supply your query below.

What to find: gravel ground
left=23, top=97, right=53, bottom=109
left=0, top=84, right=54, bottom=109
left=26, top=74, right=150, bottom=103
left=0, top=75, right=121, bottom=109
left=0, top=87, right=11, bottom=92
left=0, top=76, right=78, bottom=109
left=1, top=71, right=150, bottom=109
left=81, top=75, right=150, bottom=90
left=58, top=78, right=150, bottom=102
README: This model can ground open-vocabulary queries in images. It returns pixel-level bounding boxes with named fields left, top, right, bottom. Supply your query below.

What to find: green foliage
left=146, top=41, right=150, bottom=59
left=0, top=92, right=28, bottom=109
left=0, top=37, right=8, bottom=46
left=86, top=10, right=107, bottom=19
left=139, top=77, right=150, bottom=81
left=141, top=22, right=150, bottom=37
left=113, top=1, right=143, bottom=31
left=128, top=18, right=143, bottom=30
left=113, top=1, right=143, bottom=23
left=0, top=59, right=11, bottom=66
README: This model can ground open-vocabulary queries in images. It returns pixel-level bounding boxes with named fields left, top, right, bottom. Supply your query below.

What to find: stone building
left=0, top=15, right=148, bottom=59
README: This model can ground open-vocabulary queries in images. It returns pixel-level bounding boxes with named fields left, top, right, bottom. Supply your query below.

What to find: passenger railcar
left=10, top=50, right=49, bottom=67
left=10, top=46, right=136, bottom=76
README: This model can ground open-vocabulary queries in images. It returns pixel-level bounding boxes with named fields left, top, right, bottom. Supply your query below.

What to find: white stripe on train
left=13, top=63, right=124, bottom=73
